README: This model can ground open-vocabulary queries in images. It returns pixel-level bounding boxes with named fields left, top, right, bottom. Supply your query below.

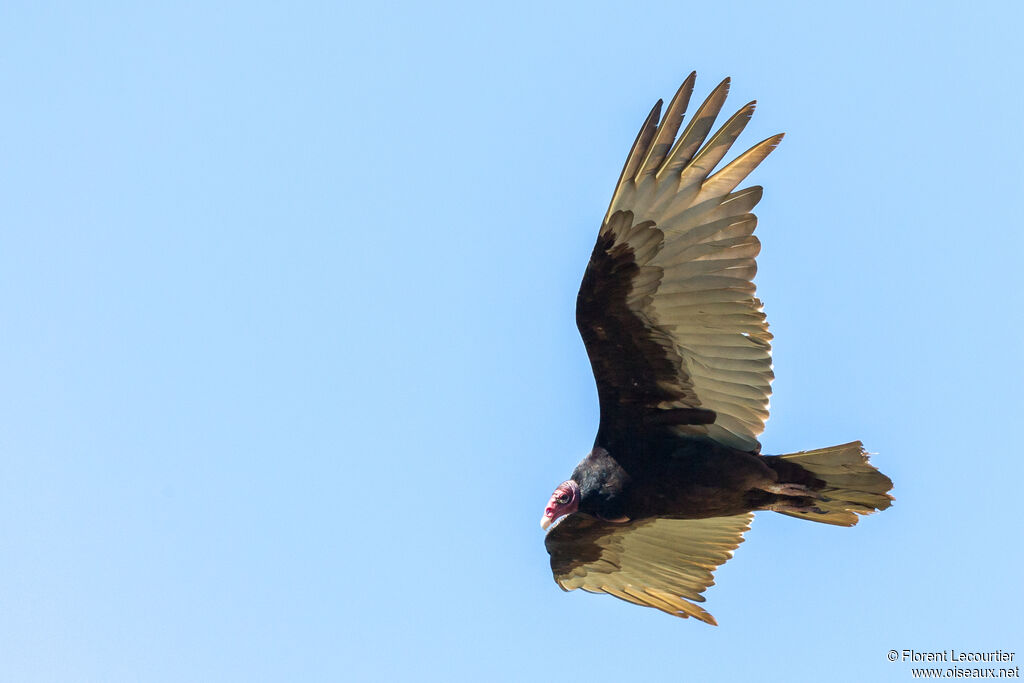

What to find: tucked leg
left=760, top=482, right=822, bottom=498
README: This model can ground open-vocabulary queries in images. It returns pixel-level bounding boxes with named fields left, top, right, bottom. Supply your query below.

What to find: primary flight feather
left=542, top=73, right=893, bottom=625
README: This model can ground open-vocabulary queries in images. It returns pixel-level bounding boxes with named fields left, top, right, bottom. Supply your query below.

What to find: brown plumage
left=541, top=73, right=893, bottom=625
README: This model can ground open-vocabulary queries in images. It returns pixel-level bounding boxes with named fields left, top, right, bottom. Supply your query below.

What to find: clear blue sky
left=2, top=2, right=1022, bottom=681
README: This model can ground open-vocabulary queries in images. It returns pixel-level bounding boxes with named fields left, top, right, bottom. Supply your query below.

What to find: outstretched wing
left=577, top=73, right=782, bottom=451
left=545, top=512, right=753, bottom=625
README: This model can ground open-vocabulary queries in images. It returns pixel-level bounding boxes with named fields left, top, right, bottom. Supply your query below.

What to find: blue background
left=2, top=2, right=1021, bottom=681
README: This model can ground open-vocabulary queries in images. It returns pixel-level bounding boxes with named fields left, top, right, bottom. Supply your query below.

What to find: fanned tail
left=778, top=441, right=893, bottom=527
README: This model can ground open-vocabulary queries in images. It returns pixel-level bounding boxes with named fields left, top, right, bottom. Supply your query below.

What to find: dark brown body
left=571, top=434, right=825, bottom=522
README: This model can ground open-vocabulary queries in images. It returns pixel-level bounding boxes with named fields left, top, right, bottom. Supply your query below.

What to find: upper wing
left=577, top=73, right=782, bottom=451
left=545, top=512, right=753, bottom=625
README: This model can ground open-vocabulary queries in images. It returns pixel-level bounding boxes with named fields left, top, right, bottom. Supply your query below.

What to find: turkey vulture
left=541, top=73, right=893, bottom=625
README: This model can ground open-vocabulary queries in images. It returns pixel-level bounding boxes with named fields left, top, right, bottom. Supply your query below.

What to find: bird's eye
left=556, top=493, right=570, bottom=504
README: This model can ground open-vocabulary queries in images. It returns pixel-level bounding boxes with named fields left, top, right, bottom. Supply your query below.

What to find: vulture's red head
left=540, top=480, right=580, bottom=530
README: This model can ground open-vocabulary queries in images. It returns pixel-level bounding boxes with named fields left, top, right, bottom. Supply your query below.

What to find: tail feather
left=778, top=441, right=893, bottom=527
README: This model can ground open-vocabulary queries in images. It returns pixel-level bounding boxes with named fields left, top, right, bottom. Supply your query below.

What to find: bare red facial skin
left=540, top=480, right=580, bottom=530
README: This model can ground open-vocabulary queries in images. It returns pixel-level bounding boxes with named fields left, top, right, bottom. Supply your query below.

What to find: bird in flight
left=542, top=73, right=893, bottom=625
